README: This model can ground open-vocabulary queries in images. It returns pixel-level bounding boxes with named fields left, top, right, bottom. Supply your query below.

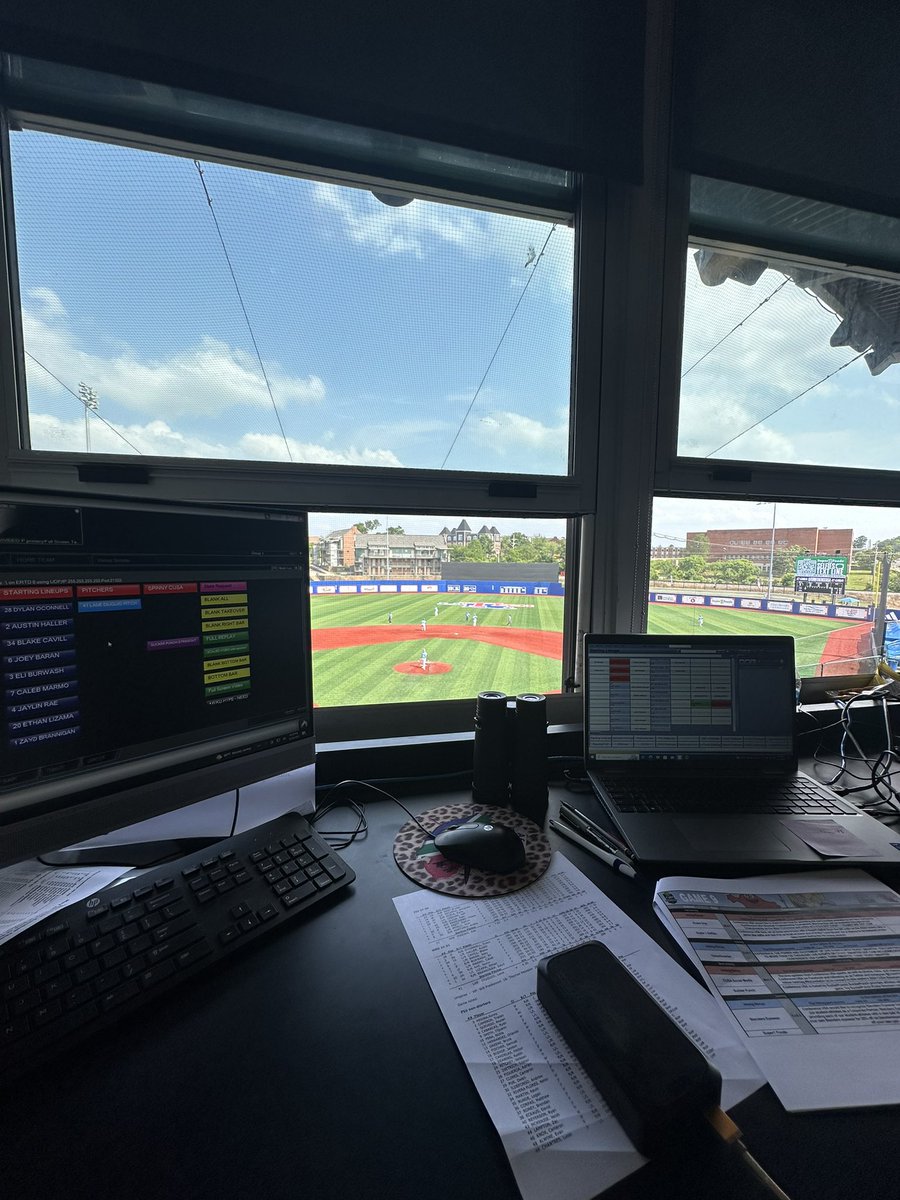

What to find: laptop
left=583, top=634, right=900, bottom=868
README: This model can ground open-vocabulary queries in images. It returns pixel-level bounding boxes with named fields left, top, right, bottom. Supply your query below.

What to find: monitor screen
left=583, top=635, right=796, bottom=769
left=0, top=494, right=315, bottom=866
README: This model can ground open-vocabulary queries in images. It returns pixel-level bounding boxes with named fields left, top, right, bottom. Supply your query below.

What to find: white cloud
left=240, top=432, right=402, bottom=466
left=480, top=409, right=568, bottom=455
left=311, top=182, right=574, bottom=298
left=23, top=308, right=325, bottom=420
left=677, top=386, right=805, bottom=462
left=27, top=287, right=67, bottom=320
left=28, top=410, right=404, bottom=466
left=312, top=183, right=479, bottom=259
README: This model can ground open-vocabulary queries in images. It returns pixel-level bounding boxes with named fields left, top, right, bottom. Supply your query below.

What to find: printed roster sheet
left=654, top=869, right=900, bottom=1112
left=394, top=856, right=762, bottom=1200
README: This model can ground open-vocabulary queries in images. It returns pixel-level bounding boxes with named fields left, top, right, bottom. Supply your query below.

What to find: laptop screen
left=584, top=635, right=797, bottom=769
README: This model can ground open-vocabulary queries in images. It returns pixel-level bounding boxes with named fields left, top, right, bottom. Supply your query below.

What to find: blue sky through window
left=11, top=129, right=575, bottom=474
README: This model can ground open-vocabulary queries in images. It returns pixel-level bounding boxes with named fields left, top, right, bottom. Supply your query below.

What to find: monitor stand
left=41, top=837, right=221, bottom=868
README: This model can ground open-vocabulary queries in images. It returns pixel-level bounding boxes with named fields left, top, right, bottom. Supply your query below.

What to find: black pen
left=550, top=819, right=638, bottom=878
left=559, top=803, right=634, bottom=859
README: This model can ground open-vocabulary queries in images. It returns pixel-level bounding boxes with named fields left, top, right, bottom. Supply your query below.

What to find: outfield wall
left=310, top=579, right=565, bottom=597
left=309, top=580, right=871, bottom=620
left=649, top=590, right=873, bottom=620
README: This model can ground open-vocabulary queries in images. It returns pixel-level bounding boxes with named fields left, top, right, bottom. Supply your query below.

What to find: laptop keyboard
left=602, top=776, right=849, bottom=815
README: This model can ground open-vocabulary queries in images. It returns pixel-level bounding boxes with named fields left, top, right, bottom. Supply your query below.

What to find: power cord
left=805, top=691, right=900, bottom=819
left=313, top=778, right=440, bottom=849
left=705, top=1108, right=793, bottom=1200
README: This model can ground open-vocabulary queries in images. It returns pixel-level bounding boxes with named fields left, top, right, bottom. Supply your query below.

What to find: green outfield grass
left=309, top=591, right=864, bottom=706
left=310, top=590, right=564, bottom=704
left=310, top=590, right=564, bottom=631
left=313, top=640, right=562, bottom=704
left=646, top=604, right=860, bottom=673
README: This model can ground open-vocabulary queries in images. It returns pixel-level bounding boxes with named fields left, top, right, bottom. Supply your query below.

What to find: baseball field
left=309, top=591, right=870, bottom=706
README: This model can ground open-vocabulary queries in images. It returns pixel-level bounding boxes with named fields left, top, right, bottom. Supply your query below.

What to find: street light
left=78, top=383, right=99, bottom=452
left=766, top=503, right=777, bottom=600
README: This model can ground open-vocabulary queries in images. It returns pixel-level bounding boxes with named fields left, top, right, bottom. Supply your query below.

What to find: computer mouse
left=433, top=821, right=527, bottom=874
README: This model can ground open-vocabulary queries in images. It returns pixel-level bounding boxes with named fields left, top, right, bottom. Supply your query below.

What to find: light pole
left=766, top=503, right=777, bottom=600
left=78, top=383, right=99, bottom=452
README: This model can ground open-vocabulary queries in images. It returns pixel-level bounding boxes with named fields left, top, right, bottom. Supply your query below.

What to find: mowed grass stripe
left=310, top=591, right=563, bottom=632
left=647, top=605, right=862, bottom=672
left=310, top=593, right=859, bottom=706
left=312, top=639, right=562, bottom=704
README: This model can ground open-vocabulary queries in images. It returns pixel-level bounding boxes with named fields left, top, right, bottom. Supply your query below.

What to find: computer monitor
left=0, top=493, right=315, bottom=867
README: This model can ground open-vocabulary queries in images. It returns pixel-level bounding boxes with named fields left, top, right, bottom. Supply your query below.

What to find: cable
left=313, top=794, right=369, bottom=850
left=812, top=690, right=900, bottom=815
left=439, top=223, right=557, bottom=468
left=705, top=1108, right=793, bottom=1200
left=192, top=160, right=294, bottom=463
left=229, top=788, right=241, bottom=838
left=313, top=778, right=439, bottom=846
left=25, top=351, right=144, bottom=454
left=681, top=277, right=789, bottom=379
left=704, top=348, right=869, bottom=459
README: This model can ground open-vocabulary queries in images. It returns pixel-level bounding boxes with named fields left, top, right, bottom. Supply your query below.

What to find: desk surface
left=2, top=785, right=898, bottom=1200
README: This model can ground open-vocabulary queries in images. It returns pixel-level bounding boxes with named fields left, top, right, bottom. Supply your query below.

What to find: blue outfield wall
left=309, top=581, right=872, bottom=617
left=310, top=579, right=565, bottom=597
left=649, top=591, right=874, bottom=621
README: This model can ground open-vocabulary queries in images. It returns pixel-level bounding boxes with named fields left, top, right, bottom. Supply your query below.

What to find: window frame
left=653, top=167, right=900, bottom=697
left=0, top=91, right=606, bottom=741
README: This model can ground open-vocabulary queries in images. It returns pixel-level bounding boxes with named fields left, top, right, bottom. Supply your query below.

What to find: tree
left=686, top=532, right=710, bottom=559
left=649, top=559, right=675, bottom=581
left=502, top=533, right=538, bottom=563
left=356, top=519, right=380, bottom=533
left=854, top=547, right=875, bottom=572
left=530, top=535, right=566, bottom=568
left=711, top=557, right=757, bottom=586
left=772, top=543, right=808, bottom=577
left=672, top=555, right=707, bottom=582
left=386, top=525, right=405, bottom=535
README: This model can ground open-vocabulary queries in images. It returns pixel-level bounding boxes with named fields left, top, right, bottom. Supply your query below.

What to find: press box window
left=677, top=178, right=900, bottom=471
left=8, top=126, right=575, bottom=478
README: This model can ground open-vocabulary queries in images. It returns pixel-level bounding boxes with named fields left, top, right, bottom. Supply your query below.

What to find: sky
left=11, top=129, right=573, bottom=476
left=9, top=127, right=900, bottom=547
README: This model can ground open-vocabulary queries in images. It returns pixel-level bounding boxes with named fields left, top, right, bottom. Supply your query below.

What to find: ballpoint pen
left=558, top=802, right=634, bottom=859
left=549, top=818, right=638, bottom=878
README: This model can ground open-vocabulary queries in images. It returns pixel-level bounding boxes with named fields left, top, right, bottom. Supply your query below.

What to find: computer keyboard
left=0, top=812, right=354, bottom=1078
left=603, top=776, right=850, bottom=814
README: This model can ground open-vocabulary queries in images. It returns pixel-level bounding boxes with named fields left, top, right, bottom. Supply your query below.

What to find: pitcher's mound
left=394, top=661, right=452, bottom=674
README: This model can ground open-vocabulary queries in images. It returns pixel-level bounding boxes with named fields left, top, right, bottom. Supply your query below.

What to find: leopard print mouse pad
left=393, top=802, right=552, bottom=897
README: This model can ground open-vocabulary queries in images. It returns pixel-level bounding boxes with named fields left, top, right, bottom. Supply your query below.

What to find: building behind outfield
left=685, top=527, right=853, bottom=566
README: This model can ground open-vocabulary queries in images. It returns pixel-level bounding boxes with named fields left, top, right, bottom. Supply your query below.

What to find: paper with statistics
left=0, top=861, right=130, bottom=946
left=654, top=869, right=900, bottom=1111
left=394, top=855, right=762, bottom=1200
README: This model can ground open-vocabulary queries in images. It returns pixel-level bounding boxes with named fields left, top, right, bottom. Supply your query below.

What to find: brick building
left=686, top=526, right=853, bottom=565
left=312, top=525, right=358, bottom=570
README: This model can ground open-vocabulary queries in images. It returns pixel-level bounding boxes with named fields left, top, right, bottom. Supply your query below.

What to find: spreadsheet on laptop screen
left=585, top=640, right=795, bottom=762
